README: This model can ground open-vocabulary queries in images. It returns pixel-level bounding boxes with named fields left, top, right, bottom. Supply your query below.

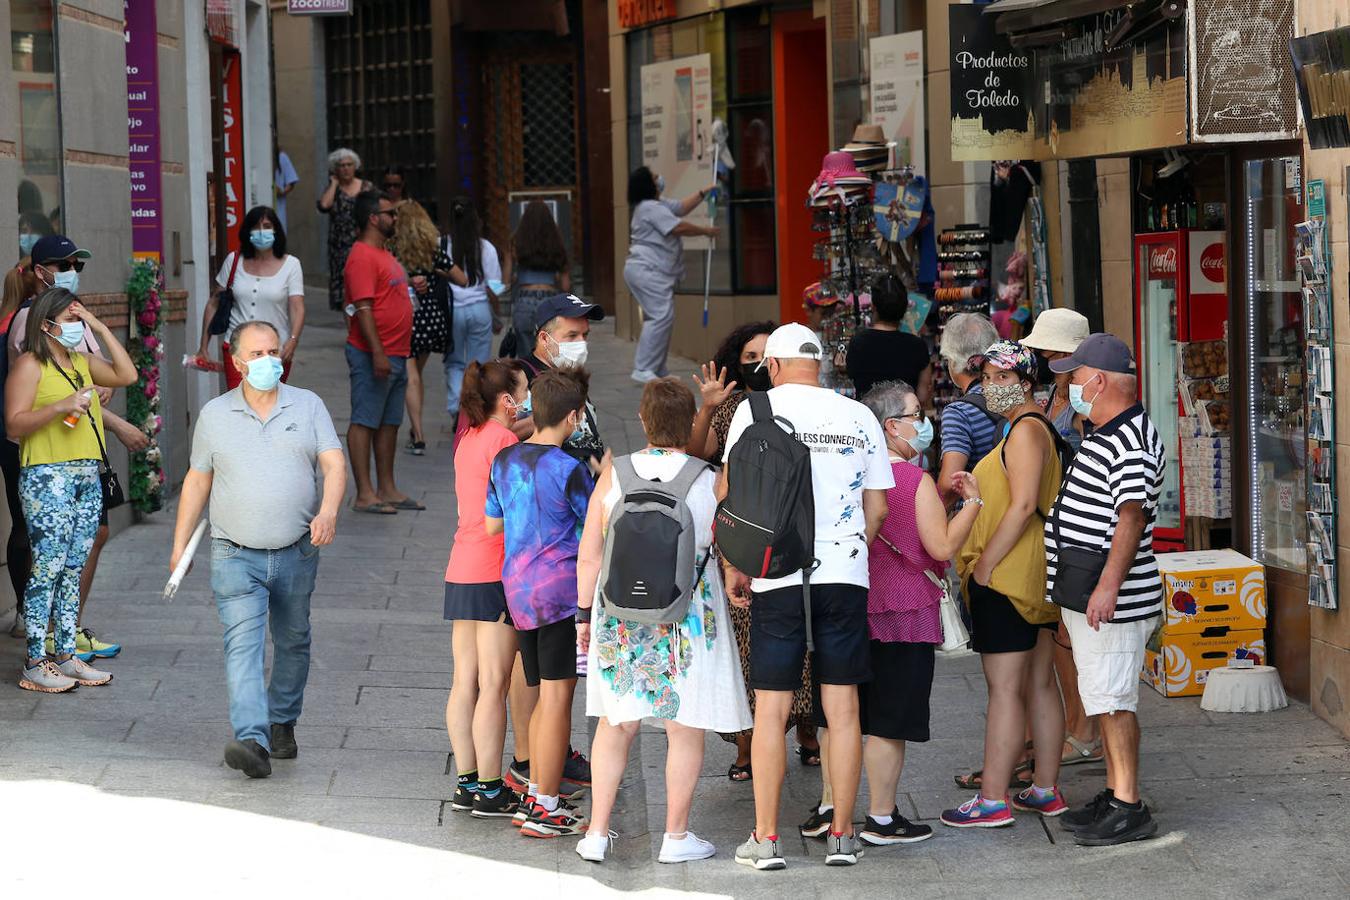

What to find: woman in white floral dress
left=574, top=379, right=752, bottom=864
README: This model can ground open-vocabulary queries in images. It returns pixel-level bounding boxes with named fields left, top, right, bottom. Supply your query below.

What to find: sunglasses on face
left=382, top=181, right=403, bottom=190
left=44, top=260, right=85, bottom=273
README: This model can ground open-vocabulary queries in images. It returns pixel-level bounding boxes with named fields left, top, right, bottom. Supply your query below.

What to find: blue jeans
left=444, top=301, right=494, bottom=415
left=211, top=535, right=320, bottom=750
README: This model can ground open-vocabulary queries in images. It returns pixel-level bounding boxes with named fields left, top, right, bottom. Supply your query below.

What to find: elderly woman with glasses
left=317, top=147, right=373, bottom=311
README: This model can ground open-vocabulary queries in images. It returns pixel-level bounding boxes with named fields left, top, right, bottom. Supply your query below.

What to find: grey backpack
left=599, top=455, right=711, bottom=625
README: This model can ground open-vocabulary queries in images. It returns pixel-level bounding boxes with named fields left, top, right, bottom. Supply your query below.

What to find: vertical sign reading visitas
left=221, top=50, right=245, bottom=254
left=640, top=54, right=714, bottom=248
left=125, top=0, right=162, bottom=261
left=870, top=30, right=925, bottom=175
left=948, top=5, right=1036, bottom=161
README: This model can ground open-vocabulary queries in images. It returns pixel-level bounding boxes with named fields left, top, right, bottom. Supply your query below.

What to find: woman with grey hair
left=317, top=147, right=372, bottom=311
left=820, top=379, right=982, bottom=845
left=936, top=312, right=1002, bottom=505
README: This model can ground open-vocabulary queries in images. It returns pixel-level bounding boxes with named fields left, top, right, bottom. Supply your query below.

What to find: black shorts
left=967, top=580, right=1056, bottom=654
left=443, top=581, right=511, bottom=624
left=814, top=641, right=935, bottom=741
left=516, top=617, right=579, bottom=686
left=750, top=583, right=870, bottom=691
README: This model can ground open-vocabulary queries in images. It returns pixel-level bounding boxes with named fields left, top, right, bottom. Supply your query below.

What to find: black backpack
left=714, top=392, right=821, bottom=646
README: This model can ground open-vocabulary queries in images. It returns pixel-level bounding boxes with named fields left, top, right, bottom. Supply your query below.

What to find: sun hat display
left=1021, top=307, right=1091, bottom=354
left=808, top=151, right=873, bottom=207
left=841, top=123, right=889, bottom=173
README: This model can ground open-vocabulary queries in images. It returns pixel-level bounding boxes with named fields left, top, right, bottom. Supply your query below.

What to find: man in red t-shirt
left=343, top=191, right=420, bottom=515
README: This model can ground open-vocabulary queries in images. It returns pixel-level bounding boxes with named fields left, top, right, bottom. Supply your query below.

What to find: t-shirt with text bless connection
left=446, top=420, right=518, bottom=585
left=344, top=240, right=413, bottom=358
left=485, top=443, right=595, bottom=629
left=723, top=383, right=895, bottom=590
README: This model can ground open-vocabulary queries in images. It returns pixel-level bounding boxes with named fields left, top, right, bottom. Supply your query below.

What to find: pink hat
left=809, top=151, right=872, bottom=206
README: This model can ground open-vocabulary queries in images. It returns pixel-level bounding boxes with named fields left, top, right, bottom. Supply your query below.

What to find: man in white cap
left=720, top=322, right=893, bottom=870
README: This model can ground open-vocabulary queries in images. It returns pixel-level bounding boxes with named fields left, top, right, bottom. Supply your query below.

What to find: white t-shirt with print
left=723, top=382, right=895, bottom=590
left=444, top=238, right=502, bottom=309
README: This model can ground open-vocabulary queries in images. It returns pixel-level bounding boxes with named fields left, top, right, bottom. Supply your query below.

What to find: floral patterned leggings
left=19, top=461, right=101, bottom=661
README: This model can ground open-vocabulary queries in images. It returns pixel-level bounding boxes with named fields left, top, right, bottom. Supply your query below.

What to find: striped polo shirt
left=1044, top=404, right=1165, bottom=622
left=939, top=383, right=1000, bottom=469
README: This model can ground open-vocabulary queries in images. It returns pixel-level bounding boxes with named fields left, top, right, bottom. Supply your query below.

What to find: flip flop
left=388, top=498, right=426, bottom=511
left=954, top=743, right=1036, bottom=790
left=1061, top=734, right=1104, bottom=766
left=353, top=502, right=397, bottom=515
left=728, top=762, right=752, bottom=782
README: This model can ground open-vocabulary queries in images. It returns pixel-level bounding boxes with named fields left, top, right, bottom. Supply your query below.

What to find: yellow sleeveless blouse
left=20, top=352, right=105, bottom=467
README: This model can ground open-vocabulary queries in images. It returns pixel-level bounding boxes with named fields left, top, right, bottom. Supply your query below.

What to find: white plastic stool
left=1200, top=665, right=1288, bottom=713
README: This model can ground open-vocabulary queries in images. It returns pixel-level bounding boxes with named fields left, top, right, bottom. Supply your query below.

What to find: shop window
left=1243, top=157, right=1306, bottom=573
left=625, top=10, right=776, bottom=296
left=11, top=0, right=62, bottom=256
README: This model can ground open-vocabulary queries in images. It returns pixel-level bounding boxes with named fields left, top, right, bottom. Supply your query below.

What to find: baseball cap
left=1049, top=333, right=1136, bottom=374
left=1021, top=308, right=1090, bottom=354
left=533, top=293, right=605, bottom=330
left=756, top=322, right=823, bottom=371
left=31, top=235, right=92, bottom=266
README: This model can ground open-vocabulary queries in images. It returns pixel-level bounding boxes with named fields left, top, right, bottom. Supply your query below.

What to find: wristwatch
left=575, top=607, right=592, bottom=624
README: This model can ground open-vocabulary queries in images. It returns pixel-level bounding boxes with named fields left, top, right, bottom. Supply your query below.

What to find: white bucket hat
left=1021, top=308, right=1090, bottom=354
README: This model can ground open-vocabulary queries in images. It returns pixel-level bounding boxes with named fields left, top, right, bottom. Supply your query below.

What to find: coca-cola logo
left=1199, top=243, right=1224, bottom=284
left=1149, top=246, right=1177, bottom=277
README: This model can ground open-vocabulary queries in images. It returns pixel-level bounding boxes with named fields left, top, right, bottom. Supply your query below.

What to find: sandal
left=388, top=498, right=426, bottom=511
left=728, top=762, right=752, bottom=782
left=953, top=742, right=1035, bottom=790
left=352, top=502, right=397, bottom=515
left=1061, top=734, right=1104, bottom=766
left=797, top=744, right=821, bottom=767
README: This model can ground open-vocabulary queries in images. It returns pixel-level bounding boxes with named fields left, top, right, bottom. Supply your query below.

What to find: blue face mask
left=18, top=233, right=39, bottom=256
left=51, top=269, right=79, bottom=294
left=1069, top=378, right=1098, bottom=417
left=244, top=355, right=284, bottom=391
left=519, top=391, right=533, bottom=419
left=907, top=416, right=934, bottom=454
left=655, top=174, right=666, bottom=193
left=249, top=229, right=276, bottom=250
left=568, top=409, right=585, bottom=443
left=49, top=320, right=85, bottom=349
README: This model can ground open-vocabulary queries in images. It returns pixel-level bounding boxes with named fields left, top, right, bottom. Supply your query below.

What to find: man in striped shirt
left=1043, top=333, right=1162, bottom=847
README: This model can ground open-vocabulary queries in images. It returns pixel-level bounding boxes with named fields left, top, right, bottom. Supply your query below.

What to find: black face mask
left=1036, top=354, right=1055, bottom=386
left=739, top=363, right=773, bottom=393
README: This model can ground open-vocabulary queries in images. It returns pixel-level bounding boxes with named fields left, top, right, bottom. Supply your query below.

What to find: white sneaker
left=659, top=830, right=715, bottom=863
left=56, top=656, right=113, bottom=686
left=19, top=659, right=77, bottom=693
left=575, top=829, right=615, bottom=863
left=630, top=369, right=659, bottom=384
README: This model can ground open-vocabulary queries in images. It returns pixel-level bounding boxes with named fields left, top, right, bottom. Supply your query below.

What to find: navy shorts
left=516, top=617, right=579, bottom=686
left=814, top=640, right=935, bottom=742
left=749, top=583, right=870, bottom=691
left=443, top=581, right=510, bottom=624
left=345, top=343, right=408, bottom=428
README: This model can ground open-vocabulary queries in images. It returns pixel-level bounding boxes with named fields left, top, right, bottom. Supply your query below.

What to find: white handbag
left=876, top=534, right=972, bottom=656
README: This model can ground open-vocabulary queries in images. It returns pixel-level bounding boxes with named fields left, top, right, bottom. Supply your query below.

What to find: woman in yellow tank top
left=942, top=340, right=1067, bottom=829
left=4, top=288, right=136, bottom=693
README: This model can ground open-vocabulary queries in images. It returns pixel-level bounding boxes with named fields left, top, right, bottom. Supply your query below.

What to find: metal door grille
left=325, top=0, right=435, bottom=211
left=521, top=62, right=576, bottom=188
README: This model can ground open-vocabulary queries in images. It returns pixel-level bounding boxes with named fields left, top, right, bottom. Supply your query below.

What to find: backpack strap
left=748, top=389, right=772, bottom=423
left=611, top=453, right=641, bottom=493
left=663, top=455, right=711, bottom=496
left=960, top=389, right=1004, bottom=430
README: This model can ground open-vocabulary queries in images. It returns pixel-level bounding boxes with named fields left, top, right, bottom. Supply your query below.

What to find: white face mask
left=548, top=335, right=588, bottom=369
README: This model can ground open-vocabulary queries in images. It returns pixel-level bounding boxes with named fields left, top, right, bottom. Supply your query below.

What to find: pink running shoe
left=1012, top=785, right=1069, bottom=817
left=940, top=795, right=1014, bottom=828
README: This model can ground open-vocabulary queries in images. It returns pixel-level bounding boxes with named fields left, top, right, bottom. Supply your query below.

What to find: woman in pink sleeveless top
left=852, top=379, right=983, bottom=845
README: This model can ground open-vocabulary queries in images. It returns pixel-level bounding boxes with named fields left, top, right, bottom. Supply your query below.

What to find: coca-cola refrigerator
left=1133, top=230, right=1228, bottom=550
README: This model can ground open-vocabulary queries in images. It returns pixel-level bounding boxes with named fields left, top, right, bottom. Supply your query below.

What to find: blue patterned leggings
left=19, top=461, right=101, bottom=660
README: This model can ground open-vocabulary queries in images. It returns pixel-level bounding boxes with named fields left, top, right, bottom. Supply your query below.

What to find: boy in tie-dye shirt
left=485, top=367, right=595, bottom=837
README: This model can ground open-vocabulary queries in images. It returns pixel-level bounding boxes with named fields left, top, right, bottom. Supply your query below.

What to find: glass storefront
left=11, top=0, right=63, bottom=257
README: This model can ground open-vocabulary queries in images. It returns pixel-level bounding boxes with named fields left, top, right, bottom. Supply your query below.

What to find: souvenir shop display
left=931, top=224, right=991, bottom=408
left=1179, top=331, right=1233, bottom=532
left=1297, top=180, right=1336, bottom=610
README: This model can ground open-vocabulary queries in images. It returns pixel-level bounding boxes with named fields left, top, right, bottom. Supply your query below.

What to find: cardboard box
left=1155, top=549, right=1266, bottom=633
left=1142, top=625, right=1267, bottom=697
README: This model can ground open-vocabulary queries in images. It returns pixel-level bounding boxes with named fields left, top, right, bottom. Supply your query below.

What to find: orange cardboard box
left=1155, top=549, right=1266, bottom=634
left=1141, top=623, right=1266, bottom=698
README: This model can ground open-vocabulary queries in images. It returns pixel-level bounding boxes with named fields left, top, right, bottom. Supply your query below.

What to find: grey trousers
left=625, top=261, right=676, bottom=377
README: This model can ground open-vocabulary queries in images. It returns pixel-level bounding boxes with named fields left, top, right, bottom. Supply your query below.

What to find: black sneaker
left=451, top=784, right=476, bottom=811
left=270, top=723, right=298, bottom=759
left=224, top=739, right=272, bottom=779
left=860, top=807, right=933, bottom=845
left=470, top=788, right=521, bottom=819
left=1073, top=800, right=1158, bottom=846
left=799, top=804, right=833, bottom=839
left=1060, top=788, right=1114, bottom=833
left=562, top=746, right=591, bottom=786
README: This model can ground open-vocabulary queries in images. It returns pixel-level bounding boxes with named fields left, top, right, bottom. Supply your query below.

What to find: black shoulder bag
left=208, top=252, right=241, bottom=337
left=53, top=364, right=126, bottom=510
left=1046, top=465, right=1102, bottom=615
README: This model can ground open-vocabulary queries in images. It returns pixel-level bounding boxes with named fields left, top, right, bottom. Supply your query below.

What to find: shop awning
left=982, top=0, right=1143, bottom=35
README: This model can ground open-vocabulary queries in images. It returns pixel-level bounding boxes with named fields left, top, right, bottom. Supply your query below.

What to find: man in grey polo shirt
left=171, top=321, right=346, bottom=778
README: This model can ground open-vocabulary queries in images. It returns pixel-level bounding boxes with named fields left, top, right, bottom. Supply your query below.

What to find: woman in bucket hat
left=1021, top=308, right=1091, bottom=453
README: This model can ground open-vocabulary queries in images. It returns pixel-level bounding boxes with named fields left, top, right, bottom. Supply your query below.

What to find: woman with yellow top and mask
left=5, top=288, right=136, bottom=693
left=941, top=339, right=1066, bottom=830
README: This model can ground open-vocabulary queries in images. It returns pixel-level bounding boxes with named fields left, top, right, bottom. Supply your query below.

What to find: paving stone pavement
left=2, top=299, right=1349, bottom=896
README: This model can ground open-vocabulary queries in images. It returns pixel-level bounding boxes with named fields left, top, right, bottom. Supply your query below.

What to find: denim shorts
left=345, top=343, right=408, bottom=428
left=749, top=583, right=870, bottom=691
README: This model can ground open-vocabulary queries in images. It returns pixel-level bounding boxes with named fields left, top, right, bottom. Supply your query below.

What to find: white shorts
left=1062, top=609, right=1155, bottom=717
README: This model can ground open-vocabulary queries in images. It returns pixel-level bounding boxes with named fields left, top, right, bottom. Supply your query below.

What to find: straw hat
left=808, top=151, right=873, bottom=206
left=1021, top=308, right=1091, bottom=354
left=851, top=123, right=885, bottom=145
